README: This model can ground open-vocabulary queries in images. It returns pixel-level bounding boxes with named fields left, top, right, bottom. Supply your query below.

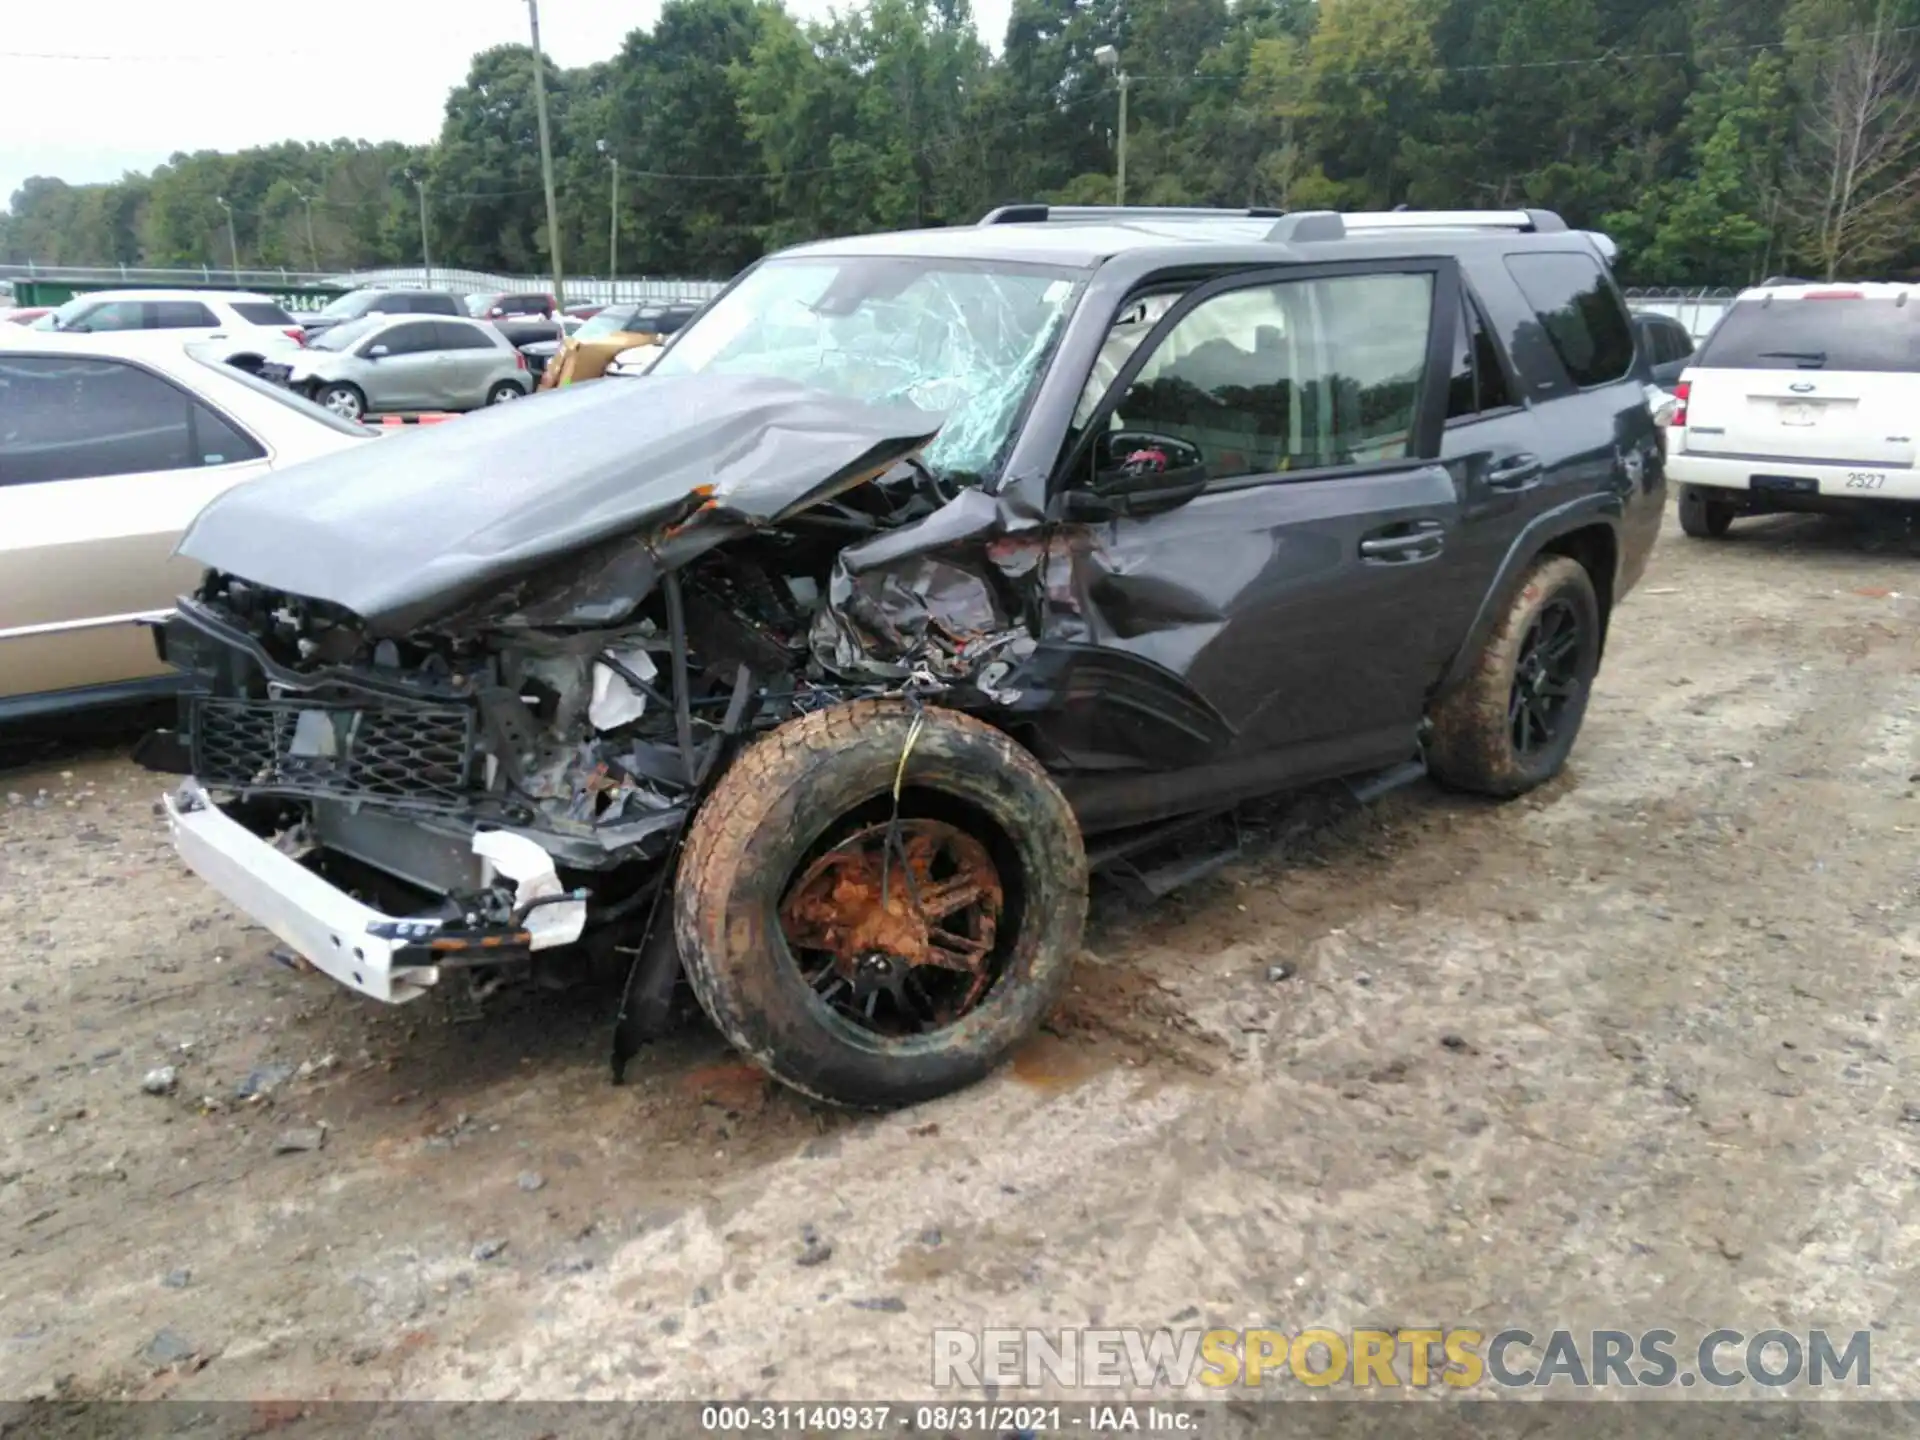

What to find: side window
left=373, top=321, right=440, bottom=356
left=232, top=302, right=296, bottom=327
left=1667, top=321, right=1694, bottom=361
left=1504, top=251, right=1635, bottom=388
left=1101, top=271, right=1435, bottom=481
left=152, top=301, right=217, bottom=329
left=0, top=356, right=264, bottom=485
left=1445, top=296, right=1514, bottom=420
left=435, top=321, right=494, bottom=351
left=78, top=300, right=150, bottom=332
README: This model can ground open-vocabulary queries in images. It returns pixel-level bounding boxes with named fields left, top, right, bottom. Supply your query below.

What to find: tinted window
left=152, top=301, right=218, bottom=329
left=435, top=321, right=497, bottom=352
left=0, top=356, right=265, bottom=485
left=419, top=293, right=461, bottom=315
left=1110, top=271, right=1435, bottom=481
left=233, top=302, right=296, bottom=326
left=312, top=316, right=379, bottom=352
left=373, top=321, right=442, bottom=356
left=316, top=292, right=376, bottom=319
left=1695, top=297, right=1918, bottom=373
left=1447, top=294, right=1516, bottom=420
left=1505, top=252, right=1635, bottom=387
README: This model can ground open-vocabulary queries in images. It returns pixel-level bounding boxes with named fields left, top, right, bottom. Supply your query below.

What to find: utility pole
left=294, top=190, right=319, bottom=272
left=1094, top=45, right=1128, bottom=206
left=215, top=195, right=240, bottom=281
left=404, top=169, right=432, bottom=287
left=599, top=139, right=619, bottom=282
left=527, top=0, right=566, bottom=311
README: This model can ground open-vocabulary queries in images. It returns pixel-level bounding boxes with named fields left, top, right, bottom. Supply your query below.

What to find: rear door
left=0, top=354, right=269, bottom=698
left=433, top=322, right=502, bottom=406
left=1052, top=259, right=1463, bottom=770
left=1683, top=292, right=1918, bottom=469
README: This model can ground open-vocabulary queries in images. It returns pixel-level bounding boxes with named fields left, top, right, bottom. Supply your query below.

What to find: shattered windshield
left=650, top=255, right=1083, bottom=483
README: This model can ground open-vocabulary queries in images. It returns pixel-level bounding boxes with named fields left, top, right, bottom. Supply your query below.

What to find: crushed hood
left=176, top=374, right=942, bottom=633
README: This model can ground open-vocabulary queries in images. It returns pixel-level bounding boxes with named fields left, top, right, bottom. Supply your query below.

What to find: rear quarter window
left=1504, top=251, right=1636, bottom=388
left=1695, top=297, right=1919, bottom=373
left=233, top=302, right=296, bottom=326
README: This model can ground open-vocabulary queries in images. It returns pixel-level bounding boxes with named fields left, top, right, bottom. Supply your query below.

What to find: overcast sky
left=0, top=0, right=1016, bottom=207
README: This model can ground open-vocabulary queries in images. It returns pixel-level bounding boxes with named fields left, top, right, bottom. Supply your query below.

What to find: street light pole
left=294, top=190, right=319, bottom=272
left=526, top=0, right=567, bottom=312
left=598, top=140, right=620, bottom=282
left=1094, top=45, right=1128, bottom=206
left=404, top=170, right=432, bottom=287
left=215, top=195, right=240, bottom=281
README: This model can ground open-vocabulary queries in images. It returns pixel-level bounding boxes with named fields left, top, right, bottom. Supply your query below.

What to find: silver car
left=263, top=315, right=530, bottom=420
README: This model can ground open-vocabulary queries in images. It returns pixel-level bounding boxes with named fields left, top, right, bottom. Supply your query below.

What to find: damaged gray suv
left=142, top=205, right=1664, bottom=1108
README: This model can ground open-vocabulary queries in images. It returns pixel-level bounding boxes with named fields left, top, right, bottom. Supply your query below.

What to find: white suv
left=27, top=289, right=307, bottom=375
left=1667, top=280, right=1918, bottom=537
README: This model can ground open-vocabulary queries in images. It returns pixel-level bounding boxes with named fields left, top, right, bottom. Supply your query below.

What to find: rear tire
left=675, top=700, right=1087, bottom=1109
left=1428, top=554, right=1601, bottom=798
left=1678, top=484, right=1738, bottom=539
left=486, top=380, right=524, bottom=406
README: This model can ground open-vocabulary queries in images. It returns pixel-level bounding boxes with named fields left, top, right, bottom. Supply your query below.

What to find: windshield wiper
left=1759, top=349, right=1827, bottom=367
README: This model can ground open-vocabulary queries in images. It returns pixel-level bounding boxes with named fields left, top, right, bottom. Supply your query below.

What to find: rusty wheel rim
left=779, top=817, right=1005, bottom=1037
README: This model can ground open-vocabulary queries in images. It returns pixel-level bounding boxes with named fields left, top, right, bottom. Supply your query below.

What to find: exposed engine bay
left=155, top=452, right=1043, bottom=991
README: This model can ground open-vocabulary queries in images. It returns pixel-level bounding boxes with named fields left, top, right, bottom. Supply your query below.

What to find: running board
left=1345, top=758, right=1427, bottom=806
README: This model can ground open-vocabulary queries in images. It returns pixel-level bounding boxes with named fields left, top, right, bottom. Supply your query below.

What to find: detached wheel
left=315, top=382, right=366, bottom=421
left=1428, top=554, right=1601, bottom=798
left=675, top=699, right=1087, bottom=1109
left=1678, top=484, right=1737, bottom=539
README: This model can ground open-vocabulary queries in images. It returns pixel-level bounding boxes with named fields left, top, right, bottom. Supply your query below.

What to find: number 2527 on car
left=1844, top=472, right=1889, bottom=490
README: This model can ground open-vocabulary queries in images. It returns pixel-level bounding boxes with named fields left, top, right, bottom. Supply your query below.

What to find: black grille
left=191, top=698, right=476, bottom=810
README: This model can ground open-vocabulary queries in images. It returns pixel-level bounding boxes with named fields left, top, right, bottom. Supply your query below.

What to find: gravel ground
left=2, top=504, right=1917, bottom=1405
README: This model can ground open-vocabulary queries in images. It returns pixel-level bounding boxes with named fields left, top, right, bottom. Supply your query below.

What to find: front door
left=362, top=320, right=445, bottom=411
left=1048, top=260, right=1466, bottom=774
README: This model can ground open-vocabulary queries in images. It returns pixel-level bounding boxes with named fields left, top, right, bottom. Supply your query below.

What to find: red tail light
left=284, top=327, right=307, bottom=346
left=1671, top=380, right=1689, bottom=427
left=516, top=351, right=527, bottom=371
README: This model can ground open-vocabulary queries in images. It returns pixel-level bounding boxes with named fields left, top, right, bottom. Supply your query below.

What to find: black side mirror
left=1055, top=431, right=1209, bottom=521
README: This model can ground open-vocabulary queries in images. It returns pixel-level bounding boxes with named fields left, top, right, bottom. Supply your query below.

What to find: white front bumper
left=164, top=780, right=438, bottom=1003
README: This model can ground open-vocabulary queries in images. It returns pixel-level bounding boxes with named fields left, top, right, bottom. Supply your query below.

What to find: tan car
left=536, top=301, right=700, bottom=390
left=0, top=330, right=371, bottom=719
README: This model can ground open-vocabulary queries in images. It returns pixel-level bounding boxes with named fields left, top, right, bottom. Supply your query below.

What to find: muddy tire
left=1427, top=554, right=1601, bottom=798
left=1678, top=484, right=1738, bottom=539
left=675, top=700, right=1087, bottom=1109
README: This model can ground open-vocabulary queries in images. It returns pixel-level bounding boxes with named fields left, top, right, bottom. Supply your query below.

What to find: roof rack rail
left=1264, top=207, right=1570, bottom=243
left=978, top=204, right=1288, bottom=226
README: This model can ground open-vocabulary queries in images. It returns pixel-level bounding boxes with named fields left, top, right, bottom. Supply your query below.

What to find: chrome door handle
left=1486, top=454, right=1543, bottom=491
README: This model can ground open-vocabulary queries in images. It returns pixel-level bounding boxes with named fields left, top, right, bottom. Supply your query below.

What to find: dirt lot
left=3, top=503, right=1918, bottom=1405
